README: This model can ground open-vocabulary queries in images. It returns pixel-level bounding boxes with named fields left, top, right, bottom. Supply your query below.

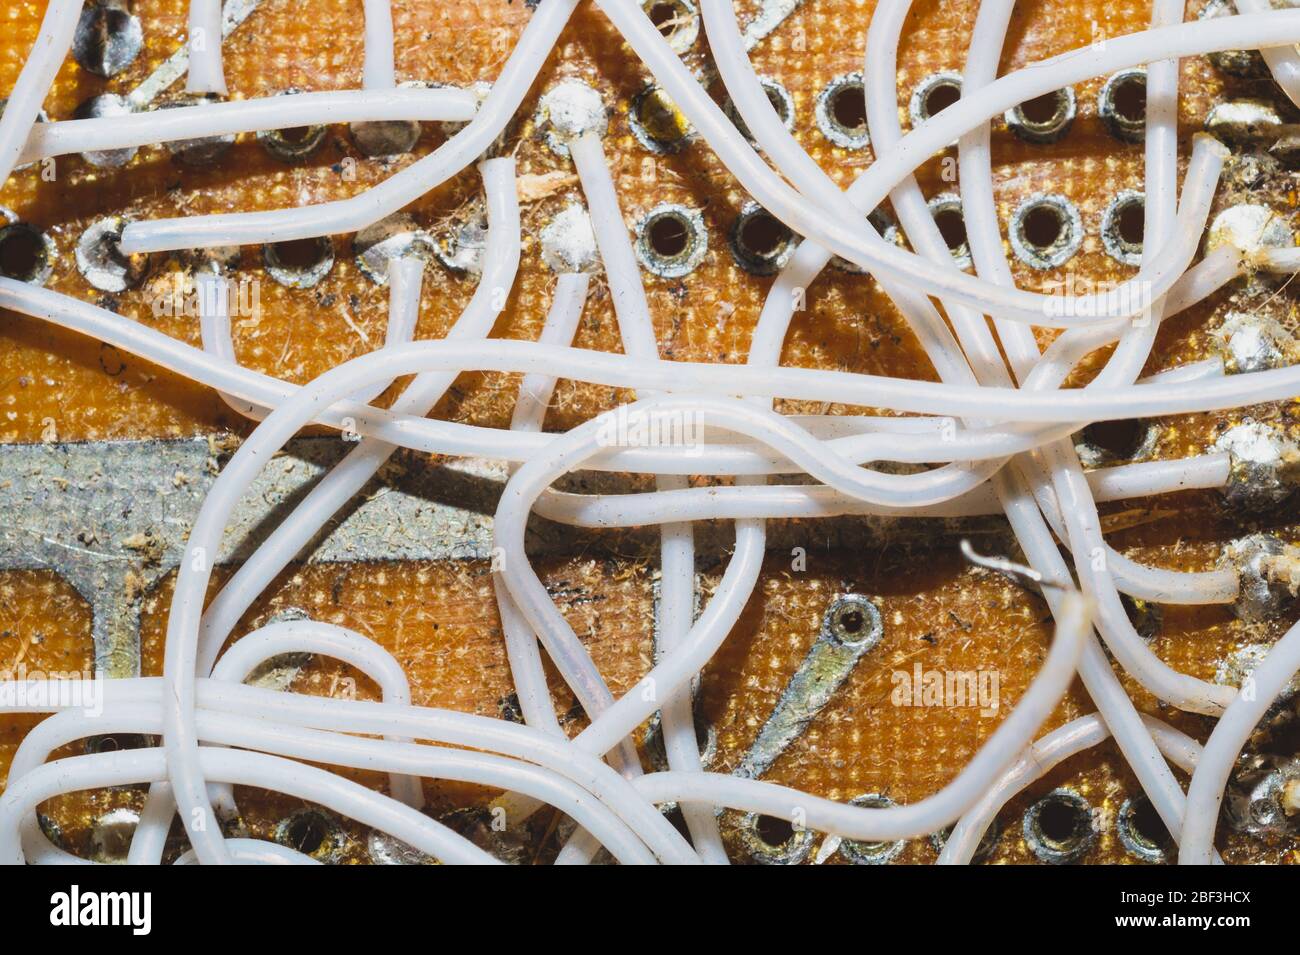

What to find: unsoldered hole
left=741, top=213, right=788, bottom=257
left=935, top=208, right=967, bottom=253
left=0, top=229, right=42, bottom=281
left=1019, top=91, right=1061, bottom=124
left=649, top=215, right=689, bottom=258
left=1130, top=797, right=1171, bottom=849
left=1022, top=205, right=1064, bottom=249
left=754, top=814, right=795, bottom=847
left=831, top=87, right=867, bottom=131
left=925, top=82, right=961, bottom=117
left=1037, top=797, right=1084, bottom=844
left=837, top=608, right=865, bottom=635
left=272, top=238, right=326, bottom=270
left=649, top=1, right=680, bottom=35
left=1118, top=202, right=1145, bottom=245
left=1113, top=76, right=1147, bottom=123
left=284, top=813, right=328, bottom=854
left=1083, top=419, right=1145, bottom=459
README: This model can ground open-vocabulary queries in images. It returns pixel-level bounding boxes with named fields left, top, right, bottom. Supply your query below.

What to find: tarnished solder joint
left=76, top=216, right=152, bottom=293
left=1226, top=755, right=1300, bottom=838
left=540, top=204, right=601, bottom=275
left=72, top=0, right=143, bottom=79
left=1219, top=534, right=1300, bottom=622
left=1213, top=421, right=1300, bottom=513
left=1210, top=312, right=1298, bottom=375
left=353, top=213, right=434, bottom=284
left=537, top=79, right=609, bottom=157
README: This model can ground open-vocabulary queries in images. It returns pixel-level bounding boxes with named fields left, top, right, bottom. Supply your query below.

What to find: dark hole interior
left=1083, top=419, right=1145, bottom=459
left=831, top=85, right=867, bottom=130
left=924, top=81, right=961, bottom=118
left=649, top=2, right=680, bottom=37
left=1019, top=90, right=1063, bottom=125
left=755, top=814, right=795, bottom=847
left=279, top=126, right=313, bottom=144
left=934, top=208, right=967, bottom=252
left=285, top=814, right=327, bottom=854
left=838, top=608, right=865, bottom=634
left=1113, top=76, right=1147, bottom=122
left=1037, top=798, right=1084, bottom=844
left=0, top=228, right=42, bottom=279
left=1022, top=205, right=1064, bottom=249
left=1118, top=201, right=1145, bottom=245
left=649, top=215, right=689, bottom=258
left=740, top=213, right=789, bottom=257
left=88, top=733, right=146, bottom=754
left=1130, top=798, right=1171, bottom=848
left=273, top=237, right=326, bottom=270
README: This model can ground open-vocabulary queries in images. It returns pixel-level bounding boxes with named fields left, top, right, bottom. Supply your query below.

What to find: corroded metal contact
left=1226, top=756, right=1300, bottom=838
left=1205, top=99, right=1283, bottom=145
left=72, top=0, right=143, bottom=78
left=1200, top=0, right=1267, bottom=77
left=928, top=193, right=970, bottom=269
left=815, top=72, right=870, bottom=150
left=540, top=204, right=601, bottom=274
left=537, top=79, right=608, bottom=157
left=723, top=76, right=794, bottom=144
left=1004, top=87, right=1076, bottom=144
left=1116, top=795, right=1170, bottom=864
left=1121, top=594, right=1164, bottom=643
left=737, top=812, right=815, bottom=865
left=1211, top=311, right=1298, bottom=375
left=1097, top=69, right=1147, bottom=143
left=1219, top=534, right=1298, bottom=623
left=1008, top=193, right=1082, bottom=271
left=368, top=830, right=435, bottom=865
left=629, top=84, right=694, bottom=154
left=353, top=213, right=433, bottom=284
left=257, top=89, right=330, bottom=162
left=642, top=0, right=700, bottom=54
left=0, top=218, right=56, bottom=286
left=1100, top=190, right=1145, bottom=266
left=76, top=216, right=152, bottom=293
left=635, top=203, right=708, bottom=279
left=263, top=236, right=336, bottom=289
left=729, top=201, right=795, bottom=275
left=1022, top=789, right=1095, bottom=864
left=1214, top=420, right=1300, bottom=513
left=434, top=200, right=489, bottom=276
left=273, top=808, right=348, bottom=863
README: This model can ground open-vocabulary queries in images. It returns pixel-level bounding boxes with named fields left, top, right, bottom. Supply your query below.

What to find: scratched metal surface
left=0, top=0, right=1298, bottom=863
